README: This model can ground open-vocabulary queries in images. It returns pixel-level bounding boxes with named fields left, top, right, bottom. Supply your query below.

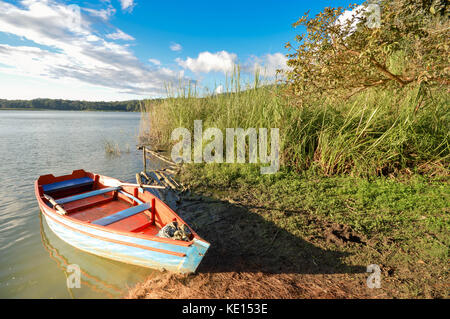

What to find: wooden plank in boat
left=55, top=187, right=120, bottom=205
left=92, top=202, right=151, bottom=226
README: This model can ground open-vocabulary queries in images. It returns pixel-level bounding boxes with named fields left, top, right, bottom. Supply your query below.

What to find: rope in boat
left=157, top=221, right=192, bottom=242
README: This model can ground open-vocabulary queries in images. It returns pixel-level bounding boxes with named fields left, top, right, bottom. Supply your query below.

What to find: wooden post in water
left=142, top=146, right=147, bottom=172
left=135, top=173, right=143, bottom=187
left=140, top=171, right=152, bottom=184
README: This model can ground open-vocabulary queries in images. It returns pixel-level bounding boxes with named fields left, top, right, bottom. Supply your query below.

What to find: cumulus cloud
left=83, top=6, right=116, bottom=21
left=148, top=58, right=161, bottom=66
left=214, top=85, right=224, bottom=94
left=170, top=42, right=182, bottom=52
left=335, top=4, right=381, bottom=34
left=248, top=52, right=289, bottom=77
left=106, top=29, right=135, bottom=41
left=0, top=0, right=186, bottom=97
left=176, top=51, right=287, bottom=77
left=335, top=5, right=365, bottom=34
left=176, top=51, right=237, bottom=74
left=119, top=0, right=135, bottom=12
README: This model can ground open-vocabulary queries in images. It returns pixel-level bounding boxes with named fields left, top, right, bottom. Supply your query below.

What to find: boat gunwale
left=34, top=175, right=207, bottom=248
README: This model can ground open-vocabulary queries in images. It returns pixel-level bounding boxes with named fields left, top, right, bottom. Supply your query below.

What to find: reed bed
left=139, top=73, right=449, bottom=177
left=103, top=140, right=122, bottom=157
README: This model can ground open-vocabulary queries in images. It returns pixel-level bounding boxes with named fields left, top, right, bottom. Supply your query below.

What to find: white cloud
left=148, top=58, right=161, bottom=66
left=83, top=7, right=116, bottom=21
left=248, top=52, right=289, bottom=77
left=170, top=42, right=182, bottom=52
left=214, top=85, right=224, bottom=94
left=176, top=51, right=237, bottom=74
left=106, top=29, right=135, bottom=41
left=175, top=51, right=287, bottom=77
left=335, top=5, right=375, bottom=35
left=119, top=0, right=135, bottom=12
left=0, top=0, right=187, bottom=98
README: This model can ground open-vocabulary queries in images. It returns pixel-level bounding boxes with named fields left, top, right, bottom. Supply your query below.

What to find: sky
left=0, top=0, right=355, bottom=101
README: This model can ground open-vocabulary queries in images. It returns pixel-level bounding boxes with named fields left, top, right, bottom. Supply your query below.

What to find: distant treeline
left=0, top=98, right=152, bottom=111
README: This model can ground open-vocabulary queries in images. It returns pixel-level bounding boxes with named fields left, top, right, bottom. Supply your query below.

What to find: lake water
left=0, top=110, right=162, bottom=298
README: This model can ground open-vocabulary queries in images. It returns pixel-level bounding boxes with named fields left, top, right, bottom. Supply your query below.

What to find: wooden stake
left=119, top=182, right=166, bottom=189
left=154, top=171, right=168, bottom=188
left=140, top=171, right=153, bottom=184
left=159, top=171, right=178, bottom=190
left=166, top=174, right=180, bottom=187
left=142, top=146, right=147, bottom=172
left=146, top=149, right=178, bottom=166
left=136, top=173, right=143, bottom=186
left=138, top=172, right=148, bottom=184
left=147, top=172, right=166, bottom=201
left=163, top=168, right=176, bottom=174
left=149, top=171, right=163, bottom=186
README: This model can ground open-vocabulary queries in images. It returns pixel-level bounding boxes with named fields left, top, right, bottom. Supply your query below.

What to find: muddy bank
left=125, top=186, right=382, bottom=299
left=126, top=152, right=449, bottom=299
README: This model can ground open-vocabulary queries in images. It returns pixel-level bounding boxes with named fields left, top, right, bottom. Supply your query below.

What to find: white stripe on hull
left=42, top=208, right=209, bottom=273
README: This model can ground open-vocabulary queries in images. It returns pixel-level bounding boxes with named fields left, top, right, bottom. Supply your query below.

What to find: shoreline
left=0, top=108, right=139, bottom=112
left=125, top=160, right=449, bottom=299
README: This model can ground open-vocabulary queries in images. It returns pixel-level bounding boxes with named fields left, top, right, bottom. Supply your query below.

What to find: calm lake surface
left=0, top=110, right=162, bottom=298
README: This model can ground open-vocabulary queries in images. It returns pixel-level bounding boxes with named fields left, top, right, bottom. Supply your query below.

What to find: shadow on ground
left=171, top=192, right=366, bottom=275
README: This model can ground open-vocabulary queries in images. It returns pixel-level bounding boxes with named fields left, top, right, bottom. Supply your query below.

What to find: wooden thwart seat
left=92, top=203, right=152, bottom=226
left=55, top=186, right=121, bottom=205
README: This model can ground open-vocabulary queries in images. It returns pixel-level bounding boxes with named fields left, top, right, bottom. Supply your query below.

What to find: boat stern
left=178, top=238, right=210, bottom=274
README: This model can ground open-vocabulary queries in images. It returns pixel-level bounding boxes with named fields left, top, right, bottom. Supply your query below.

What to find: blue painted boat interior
left=42, top=177, right=94, bottom=193
left=55, top=186, right=121, bottom=205
left=92, top=202, right=152, bottom=226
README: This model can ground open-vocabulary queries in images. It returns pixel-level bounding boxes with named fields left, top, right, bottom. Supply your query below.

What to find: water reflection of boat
left=39, top=212, right=151, bottom=298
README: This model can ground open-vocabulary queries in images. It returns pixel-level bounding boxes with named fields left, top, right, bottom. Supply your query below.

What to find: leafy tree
left=285, top=0, right=449, bottom=103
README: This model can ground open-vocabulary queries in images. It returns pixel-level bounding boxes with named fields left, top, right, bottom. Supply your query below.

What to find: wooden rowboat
left=35, top=169, right=210, bottom=273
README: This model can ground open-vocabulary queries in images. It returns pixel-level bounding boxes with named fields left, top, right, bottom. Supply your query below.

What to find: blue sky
left=0, top=0, right=355, bottom=101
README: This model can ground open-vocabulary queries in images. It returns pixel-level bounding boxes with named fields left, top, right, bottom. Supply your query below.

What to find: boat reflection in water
left=39, top=212, right=156, bottom=298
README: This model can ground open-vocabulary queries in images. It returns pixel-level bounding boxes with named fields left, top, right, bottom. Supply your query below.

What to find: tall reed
left=103, top=140, right=122, bottom=157
left=139, top=72, right=449, bottom=177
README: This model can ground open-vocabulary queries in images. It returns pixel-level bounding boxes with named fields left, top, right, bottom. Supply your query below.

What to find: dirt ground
left=125, top=190, right=391, bottom=299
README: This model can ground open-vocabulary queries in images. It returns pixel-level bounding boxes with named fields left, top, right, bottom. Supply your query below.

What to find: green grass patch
left=179, top=164, right=449, bottom=297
